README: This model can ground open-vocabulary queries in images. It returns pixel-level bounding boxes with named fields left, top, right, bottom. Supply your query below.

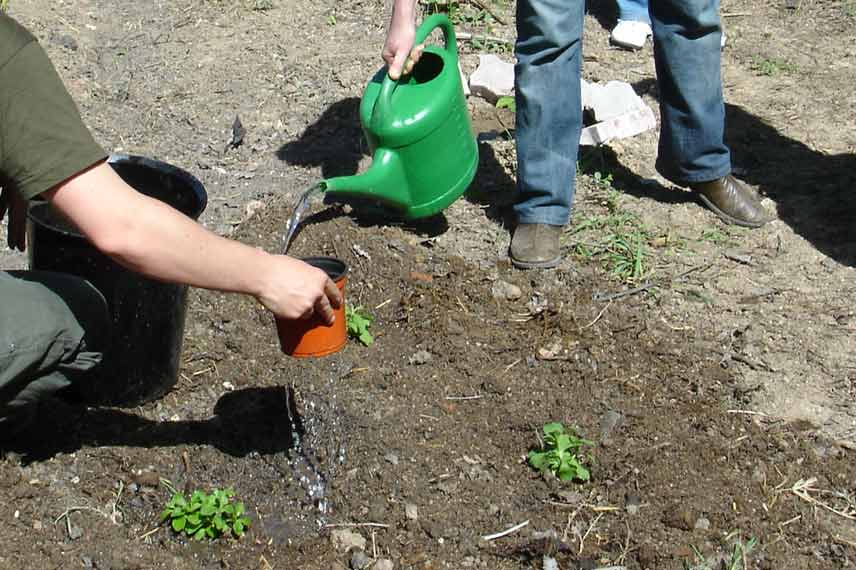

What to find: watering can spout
left=323, top=149, right=411, bottom=213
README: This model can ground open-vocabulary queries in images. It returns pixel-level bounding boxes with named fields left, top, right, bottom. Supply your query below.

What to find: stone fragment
left=350, top=549, right=371, bottom=570
left=469, top=54, right=514, bottom=103
left=491, top=279, right=522, bottom=301
left=580, top=103, right=656, bottom=146
left=405, top=503, right=419, bottom=521
left=331, top=528, right=367, bottom=552
left=409, top=350, right=433, bottom=365
left=373, top=560, right=394, bottom=570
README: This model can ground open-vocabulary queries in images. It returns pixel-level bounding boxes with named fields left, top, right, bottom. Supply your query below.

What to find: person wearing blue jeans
left=610, top=0, right=653, bottom=50
left=383, top=0, right=770, bottom=269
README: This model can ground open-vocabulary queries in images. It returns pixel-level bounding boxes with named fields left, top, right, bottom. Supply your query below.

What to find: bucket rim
left=27, top=154, right=208, bottom=239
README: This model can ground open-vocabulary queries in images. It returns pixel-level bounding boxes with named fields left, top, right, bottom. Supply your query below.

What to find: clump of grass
left=751, top=55, right=797, bottom=76
left=564, top=172, right=653, bottom=284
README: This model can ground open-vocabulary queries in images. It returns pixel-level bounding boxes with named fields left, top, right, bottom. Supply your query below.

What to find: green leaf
left=194, top=528, right=206, bottom=540
left=172, top=516, right=186, bottom=532
left=528, top=450, right=547, bottom=470
left=233, top=520, right=245, bottom=536
left=346, top=305, right=374, bottom=346
left=496, top=95, right=516, bottom=112
left=543, top=422, right=564, bottom=436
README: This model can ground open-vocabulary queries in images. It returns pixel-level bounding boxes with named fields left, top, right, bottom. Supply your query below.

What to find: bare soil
left=1, top=1, right=855, bottom=569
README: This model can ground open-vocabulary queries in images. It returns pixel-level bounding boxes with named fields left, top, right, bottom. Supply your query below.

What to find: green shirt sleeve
left=0, top=14, right=107, bottom=200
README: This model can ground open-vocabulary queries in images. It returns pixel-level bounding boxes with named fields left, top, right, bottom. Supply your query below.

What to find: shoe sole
left=697, top=194, right=771, bottom=229
left=510, top=254, right=562, bottom=270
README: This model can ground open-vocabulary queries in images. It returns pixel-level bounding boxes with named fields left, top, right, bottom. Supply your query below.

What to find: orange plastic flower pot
left=276, top=257, right=348, bottom=358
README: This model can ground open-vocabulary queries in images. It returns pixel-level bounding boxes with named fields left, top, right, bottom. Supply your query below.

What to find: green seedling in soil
left=844, top=2, right=856, bottom=17
left=528, top=422, right=594, bottom=482
left=0, top=0, right=8, bottom=12
left=346, top=305, right=374, bottom=346
left=160, top=484, right=250, bottom=540
left=697, top=227, right=732, bottom=245
left=496, top=95, right=515, bottom=113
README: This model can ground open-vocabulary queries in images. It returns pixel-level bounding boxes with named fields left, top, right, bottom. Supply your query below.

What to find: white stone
left=580, top=102, right=657, bottom=146
left=468, top=54, right=514, bottom=103
left=373, top=560, right=394, bottom=570
left=582, top=79, right=643, bottom=122
left=405, top=503, right=418, bottom=521
left=330, top=528, right=367, bottom=552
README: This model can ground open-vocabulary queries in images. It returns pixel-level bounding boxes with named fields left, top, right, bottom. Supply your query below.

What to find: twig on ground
left=579, top=513, right=604, bottom=554
left=592, top=283, right=654, bottom=303
left=727, top=409, right=770, bottom=417
left=445, top=395, right=484, bottom=401
left=482, top=520, right=530, bottom=541
left=786, top=478, right=856, bottom=521
left=581, top=301, right=612, bottom=329
left=457, top=31, right=514, bottom=46
left=323, top=522, right=391, bottom=529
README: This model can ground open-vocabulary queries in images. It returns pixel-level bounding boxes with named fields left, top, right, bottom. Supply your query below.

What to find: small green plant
left=327, top=14, right=337, bottom=25
left=683, top=536, right=756, bottom=570
left=0, top=0, right=8, bottom=12
left=345, top=305, right=374, bottom=346
left=752, top=55, right=796, bottom=76
left=528, top=422, right=594, bottom=482
left=496, top=95, right=516, bottom=113
left=606, top=230, right=648, bottom=282
left=160, top=485, right=250, bottom=540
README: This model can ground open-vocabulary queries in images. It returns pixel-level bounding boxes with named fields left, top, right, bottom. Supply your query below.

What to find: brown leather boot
left=509, top=223, right=563, bottom=269
left=691, top=175, right=774, bottom=228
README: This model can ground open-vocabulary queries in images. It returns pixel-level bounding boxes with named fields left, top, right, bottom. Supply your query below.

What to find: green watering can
left=323, top=14, right=478, bottom=219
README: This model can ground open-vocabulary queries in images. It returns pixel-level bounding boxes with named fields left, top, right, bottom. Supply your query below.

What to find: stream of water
left=282, top=182, right=325, bottom=254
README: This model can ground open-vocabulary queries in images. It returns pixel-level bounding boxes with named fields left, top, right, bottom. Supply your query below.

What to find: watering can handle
left=373, top=14, right=457, bottom=128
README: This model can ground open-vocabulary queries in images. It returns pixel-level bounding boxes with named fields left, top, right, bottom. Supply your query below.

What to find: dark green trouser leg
left=0, top=270, right=109, bottom=432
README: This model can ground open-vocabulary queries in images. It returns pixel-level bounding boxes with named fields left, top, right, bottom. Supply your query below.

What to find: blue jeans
left=513, top=0, right=730, bottom=226
left=617, top=0, right=650, bottom=23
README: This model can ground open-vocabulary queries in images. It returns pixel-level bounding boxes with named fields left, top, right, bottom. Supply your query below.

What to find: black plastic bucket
left=26, top=155, right=208, bottom=406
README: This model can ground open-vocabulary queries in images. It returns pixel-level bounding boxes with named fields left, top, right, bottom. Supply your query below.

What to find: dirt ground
left=1, top=0, right=855, bottom=568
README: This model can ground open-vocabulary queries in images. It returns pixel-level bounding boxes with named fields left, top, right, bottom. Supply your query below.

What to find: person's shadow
left=591, top=77, right=856, bottom=267
left=1, top=386, right=303, bottom=463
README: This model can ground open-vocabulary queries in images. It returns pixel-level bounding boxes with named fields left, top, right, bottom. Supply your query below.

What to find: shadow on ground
left=1, top=387, right=300, bottom=463
left=276, top=97, right=518, bottom=237
left=599, top=78, right=856, bottom=267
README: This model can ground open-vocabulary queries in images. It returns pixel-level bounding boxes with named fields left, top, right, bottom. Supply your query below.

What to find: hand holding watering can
left=322, top=14, right=478, bottom=219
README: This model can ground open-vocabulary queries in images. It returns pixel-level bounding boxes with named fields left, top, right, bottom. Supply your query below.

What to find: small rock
left=409, top=271, right=433, bottom=284
left=491, top=280, right=522, bottom=301
left=384, top=453, right=399, bottom=466
left=625, top=493, right=641, bottom=515
left=663, top=505, right=695, bottom=531
left=134, top=471, right=160, bottom=488
left=694, top=517, right=711, bottom=531
left=244, top=200, right=265, bottom=218
left=408, top=350, right=432, bottom=366
left=373, top=559, right=394, bottom=570
left=405, top=503, right=418, bottom=521
left=542, top=556, right=559, bottom=570
left=81, top=556, right=93, bottom=569
left=51, top=33, right=78, bottom=51
left=350, top=549, right=370, bottom=570
left=330, top=528, right=366, bottom=552
left=599, top=410, right=623, bottom=440
left=33, top=520, right=43, bottom=531
left=68, top=523, right=83, bottom=540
